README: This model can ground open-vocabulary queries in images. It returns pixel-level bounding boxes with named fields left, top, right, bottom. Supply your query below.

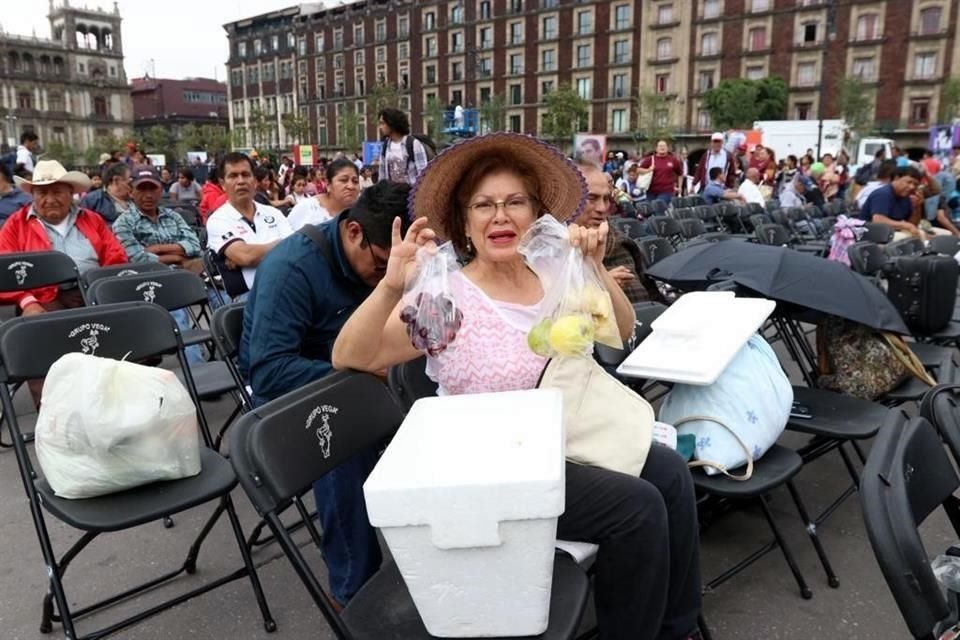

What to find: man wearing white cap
left=693, top=132, right=737, bottom=193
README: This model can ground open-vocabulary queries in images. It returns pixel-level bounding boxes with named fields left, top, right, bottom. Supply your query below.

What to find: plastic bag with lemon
left=519, top=215, right=622, bottom=358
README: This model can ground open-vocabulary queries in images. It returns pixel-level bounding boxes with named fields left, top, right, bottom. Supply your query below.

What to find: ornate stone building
left=0, top=0, right=133, bottom=154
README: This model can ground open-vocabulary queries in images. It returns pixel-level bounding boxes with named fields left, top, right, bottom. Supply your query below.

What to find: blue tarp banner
left=363, top=141, right=383, bottom=166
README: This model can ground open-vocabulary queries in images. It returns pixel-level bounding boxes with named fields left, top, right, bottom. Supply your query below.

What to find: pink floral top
left=426, top=271, right=548, bottom=396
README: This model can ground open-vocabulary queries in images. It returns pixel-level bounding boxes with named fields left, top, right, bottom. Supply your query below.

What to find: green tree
left=479, top=93, right=506, bottom=134
left=199, top=124, right=232, bottom=157
left=703, top=77, right=788, bottom=129
left=367, top=83, right=401, bottom=116
left=634, top=90, right=674, bottom=147
left=246, top=106, right=272, bottom=150
left=142, top=125, right=175, bottom=161
left=940, top=76, right=960, bottom=122
left=541, top=83, right=588, bottom=149
left=423, top=96, right=447, bottom=141
left=837, top=77, right=874, bottom=136
left=281, top=112, right=311, bottom=145
left=44, top=139, right=78, bottom=168
left=337, top=109, right=363, bottom=152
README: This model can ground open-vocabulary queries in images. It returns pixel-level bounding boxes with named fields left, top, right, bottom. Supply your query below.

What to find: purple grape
left=399, top=305, right=417, bottom=324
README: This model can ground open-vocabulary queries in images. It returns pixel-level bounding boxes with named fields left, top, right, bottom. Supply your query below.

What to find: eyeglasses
left=467, top=196, right=538, bottom=216
left=360, top=227, right=389, bottom=272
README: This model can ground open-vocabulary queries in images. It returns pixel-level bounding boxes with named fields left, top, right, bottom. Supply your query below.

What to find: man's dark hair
left=378, top=107, right=410, bottom=137
left=0, top=161, right=12, bottom=184
left=20, top=131, right=38, bottom=145
left=876, top=159, right=898, bottom=181
left=348, top=181, right=412, bottom=248
left=254, top=166, right=271, bottom=182
left=326, top=157, right=358, bottom=182
left=708, top=167, right=723, bottom=180
left=293, top=165, right=310, bottom=179
left=874, top=148, right=886, bottom=160
left=218, top=151, right=256, bottom=177
left=895, top=165, right=923, bottom=181
left=581, top=138, right=601, bottom=151
left=179, top=167, right=195, bottom=181
left=104, top=162, right=129, bottom=184
left=208, top=166, right=221, bottom=184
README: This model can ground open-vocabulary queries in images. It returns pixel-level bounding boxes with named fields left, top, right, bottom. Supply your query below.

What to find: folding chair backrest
left=862, top=412, right=960, bottom=638
left=211, top=301, right=246, bottom=361
left=611, top=217, right=642, bottom=239
left=673, top=207, right=696, bottom=220
left=0, top=301, right=179, bottom=382
left=636, top=237, right=675, bottom=268
left=173, top=205, right=200, bottom=227
left=678, top=218, right=705, bottom=239
left=649, top=216, right=682, bottom=239
left=863, top=222, right=894, bottom=244
left=929, top=235, right=960, bottom=257
left=386, top=356, right=439, bottom=413
left=87, top=269, right=208, bottom=311
left=230, top=371, right=404, bottom=516
left=920, top=384, right=960, bottom=470
left=768, top=208, right=789, bottom=227
left=848, top=241, right=886, bottom=277
left=649, top=200, right=668, bottom=215
left=633, top=301, right=667, bottom=344
left=749, top=214, right=771, bottom=230
left=755, top=223, right=791, bottom=246
left=885, top=237, right=924, bottom=258
left=81, top=262, right=173, bottom=292
left=0, top=251, right=80, bottom=294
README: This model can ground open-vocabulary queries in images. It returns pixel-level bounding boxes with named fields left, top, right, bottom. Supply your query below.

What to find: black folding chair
left=609, top=217, right=646, bottom=240
left=636, top=237, right=676, bottom=269
left=80, top=261, right=173, bottom=295
left=929, top=235, right=960, bottom=256
left=861, top=411, right=960, bottom=639
left=884, top=237, right=925, bottom=257
left=862, top=222, right=894, bottom=244
left=230, top=371, right=591, bottom=639
left=87, top=270, right=244, bottom=444
left=0, top=302, right=274, bottom=638
left=847, top=241, right=887, bottom=280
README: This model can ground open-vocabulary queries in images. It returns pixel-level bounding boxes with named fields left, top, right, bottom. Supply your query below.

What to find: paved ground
left=0, top=349, right=953, bottom=640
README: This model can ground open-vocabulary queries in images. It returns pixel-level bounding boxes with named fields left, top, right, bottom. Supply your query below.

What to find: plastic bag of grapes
left=398, top=241, right=464, bottom=357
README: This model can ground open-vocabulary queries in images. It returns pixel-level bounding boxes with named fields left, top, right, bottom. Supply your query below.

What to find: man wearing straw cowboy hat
left=0, top=159, right=127, bottom=317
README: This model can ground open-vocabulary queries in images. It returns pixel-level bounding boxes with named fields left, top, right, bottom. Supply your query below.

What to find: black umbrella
left=647, top=241, right=910, bottom=334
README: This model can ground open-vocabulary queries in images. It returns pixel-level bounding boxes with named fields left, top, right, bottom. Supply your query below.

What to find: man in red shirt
left=637, top=140, right=683, bottom=202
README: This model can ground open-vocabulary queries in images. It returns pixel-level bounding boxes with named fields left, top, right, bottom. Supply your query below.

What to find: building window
left=852, top=57, right=875, bottom=81
left=802, top=23, right=818, bottom=43
left=426, top=65, right=436, bottom=83
left=480, top=27, right=493, bottom=49
left=334, top=28, right=343, bottom=49
left=231, top=69, right=242, bottom=86
left=263, top=64, right=275, bottom=81
left=510, top=84, right=522, bottom=105
left=655, top=74, right=670, bottom=94
left=919, top=7, right=942, bottom=35
left=697, top=108, right=712, bottom=130
left=398, top=15, right=409, bottom=38
left=271, top=35, right=279, bottom=51
left=17, top=92, right=33, bottom=109
left=399, top=42, right=409, bottom=59
left=93, top=95, right=107, bottom=116
left=701, top=32, right=718, bottom=55
left=612, top=109, right=627, bottom=133
left=576, top=44, right=591, bottom=68
left=509, top=114, right=521, bottom=133
left=657, top=37, right=673, bottom=59
left=298, top=37, right=307, bottom=56
left=577, top=10, right=593, bottom=35
left=749, top=26, right=768, bottom=51
left=450, top=3, right=464, bottom=24
left=797, top=61, right=817, bottom=86
left=576, top=77, right=592, bottom=99
left=746, top=65, right=765, bottom=80
left=480, top=1, right=492, bottom=19
left=613, top=40, right=629, bottom=64
left=479, top=56, right=492, bottom=76
left=612, top=73, right=627, bottom=98
left=424, top=11, right=436, bottom=30
left=541, top=80, right=555, bottom=97
left=316, top=33, right=325, bottom=52
left=451, top=61, right=463, bottom=81
left=614, top=4, right=631, bottom=30
left=355, top=50, right=365, bottom=66
left=856, top=14, right=879, bottom=40
left=247, top=67, right=259, bottom=84
left=751, top=0, right=770, bottom=11
left=510, top=21, right=523, bottom=44
left=703, top=0, right=721, bottom=19
left=541, top=48, right=556, bottom=71
left=451, top=32, right=464, bottom=53
left=910, top=98, right=930, bottom=126
left=238, top=42, right=247, bottom=57
left=287, top=33, right=295, bottom=48
left=400, top=68, right=410, bottom=89
left=541, top=0, right=557, bottom=7
left=543, top=16, right=558, bottom=39
left=253, top=39, right=262, bottom=55
left=510, top=0, right=523, bottom=14
left=698, top=69, right=715, bottom=92
left=795, top=102, right=812, bottom=119
left=654, top=110, right=669, bottom=127
left=334, top=54, right=343, bottom=69
left=658, top=4, right=674, bottom=24
left=353, top=25, right=364, bottom=47
left=426, top=36, right=437, bottom=57
left=914, top=52, right=937, bottom=79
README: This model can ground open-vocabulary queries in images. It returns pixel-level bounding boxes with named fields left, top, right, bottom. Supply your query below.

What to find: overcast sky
left=7, top=0, right=301, bottom=81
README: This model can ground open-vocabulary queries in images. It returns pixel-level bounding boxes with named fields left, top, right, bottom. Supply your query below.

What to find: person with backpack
left=377, top=107, right=434, bottom=185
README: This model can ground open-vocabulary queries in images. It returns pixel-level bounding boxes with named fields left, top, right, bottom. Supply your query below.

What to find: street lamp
left=816, top=0, right=838, bottom=158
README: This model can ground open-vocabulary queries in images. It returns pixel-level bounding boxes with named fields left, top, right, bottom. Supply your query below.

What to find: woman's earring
left=466, top=237, right=474, bottom=253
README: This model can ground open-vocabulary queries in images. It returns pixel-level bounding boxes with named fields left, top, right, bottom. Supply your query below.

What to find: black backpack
left=382, top=134, right=437, bottom=172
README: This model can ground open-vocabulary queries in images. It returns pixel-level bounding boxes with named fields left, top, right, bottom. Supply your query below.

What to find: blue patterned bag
left=658, top=335, right=793, bottom=478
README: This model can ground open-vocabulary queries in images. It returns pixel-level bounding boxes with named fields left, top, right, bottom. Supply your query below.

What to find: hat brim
left=15, top=171, right=91, bottom=194
left=409, top=133, right=587, bottom=241
left=132, top=177, right=163, bottom=189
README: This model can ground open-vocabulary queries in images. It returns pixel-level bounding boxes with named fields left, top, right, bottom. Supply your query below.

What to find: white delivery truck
left=752, top=120, right=894, bottom=168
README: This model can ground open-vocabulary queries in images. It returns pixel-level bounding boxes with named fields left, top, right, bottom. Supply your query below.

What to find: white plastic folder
left=617, top=292, right=776, bottom=385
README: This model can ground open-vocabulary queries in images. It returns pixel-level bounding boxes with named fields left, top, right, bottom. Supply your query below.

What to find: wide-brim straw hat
left=409, top=133, right=587, bottom=240
left=14, top=160, right=91, bottom=194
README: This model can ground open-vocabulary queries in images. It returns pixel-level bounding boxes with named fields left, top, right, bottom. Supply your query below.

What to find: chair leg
left=40, top=531, right=98, bottom=632
left=698, top=612, right=714, bottom=640
left=757, top=495, right=813, bottom=600
left=786, top=480, right=840, bottom=589
left=26, top=501, right=78, bottom=638
left=222, top=496, right=277, bottom=633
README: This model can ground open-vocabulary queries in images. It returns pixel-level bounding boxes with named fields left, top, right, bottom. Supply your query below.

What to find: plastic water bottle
left=931, top=555, right=960, bottom=593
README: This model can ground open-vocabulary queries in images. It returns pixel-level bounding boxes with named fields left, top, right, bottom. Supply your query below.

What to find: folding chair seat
left=230, top=371, right=590, bottom=640
left=80, top=261, right=173, bottom=295
left=861, top=411, right=960, bottom=639
left=884, top=237, right=924, bottom=257
left=862, top=222, right=893, bottom=244
left=0, top=302, right=274, bottom=638
left=929, top=234, right=960, bottom=256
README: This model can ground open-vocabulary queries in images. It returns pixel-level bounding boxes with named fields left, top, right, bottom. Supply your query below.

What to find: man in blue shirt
left=859, top=165, right=922, bottom=240
left=0, top=161, right=31, bottom=225
left=240, top=181, right=411, bottom=609
left=702, top=167, right=745, bottom=205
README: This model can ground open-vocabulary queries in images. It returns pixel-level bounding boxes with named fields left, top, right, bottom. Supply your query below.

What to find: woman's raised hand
left=384, top=216, right=436, bottom=293
left=567, top=221, right=608, bottom=267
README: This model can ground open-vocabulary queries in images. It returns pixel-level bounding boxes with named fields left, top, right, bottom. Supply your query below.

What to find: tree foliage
left=367, top=83, right=401, bottom=116
left=634, top=90, right=674, bottom=146
left=836, top=77, right=874, bottom=136
left=423, top=96, right=447, bottom=141
left=940, top=76, right=960, bottom=123
left=541, top=83, right=589, bottom=147
left=44, top=140, right=78, bottom=168
left=479, top=93, right=506, bottom=134
left=337, top=108, right=363, bottom=152
left=703, top=77, right=788, bottom=129
left=281, top=112, right=311, bottom=145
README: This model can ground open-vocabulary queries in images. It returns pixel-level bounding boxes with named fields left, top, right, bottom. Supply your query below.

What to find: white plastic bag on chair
left=35, top=353, right=202, bottom=499
left=658, top=335, right=792, bottom=476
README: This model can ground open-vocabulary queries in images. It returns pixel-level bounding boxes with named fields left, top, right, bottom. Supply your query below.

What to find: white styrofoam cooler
left=364, top=388, right=566, bottom=638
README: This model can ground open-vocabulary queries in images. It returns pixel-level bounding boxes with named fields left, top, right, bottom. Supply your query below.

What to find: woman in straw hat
left=333, top=133, right=702, bottom=640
